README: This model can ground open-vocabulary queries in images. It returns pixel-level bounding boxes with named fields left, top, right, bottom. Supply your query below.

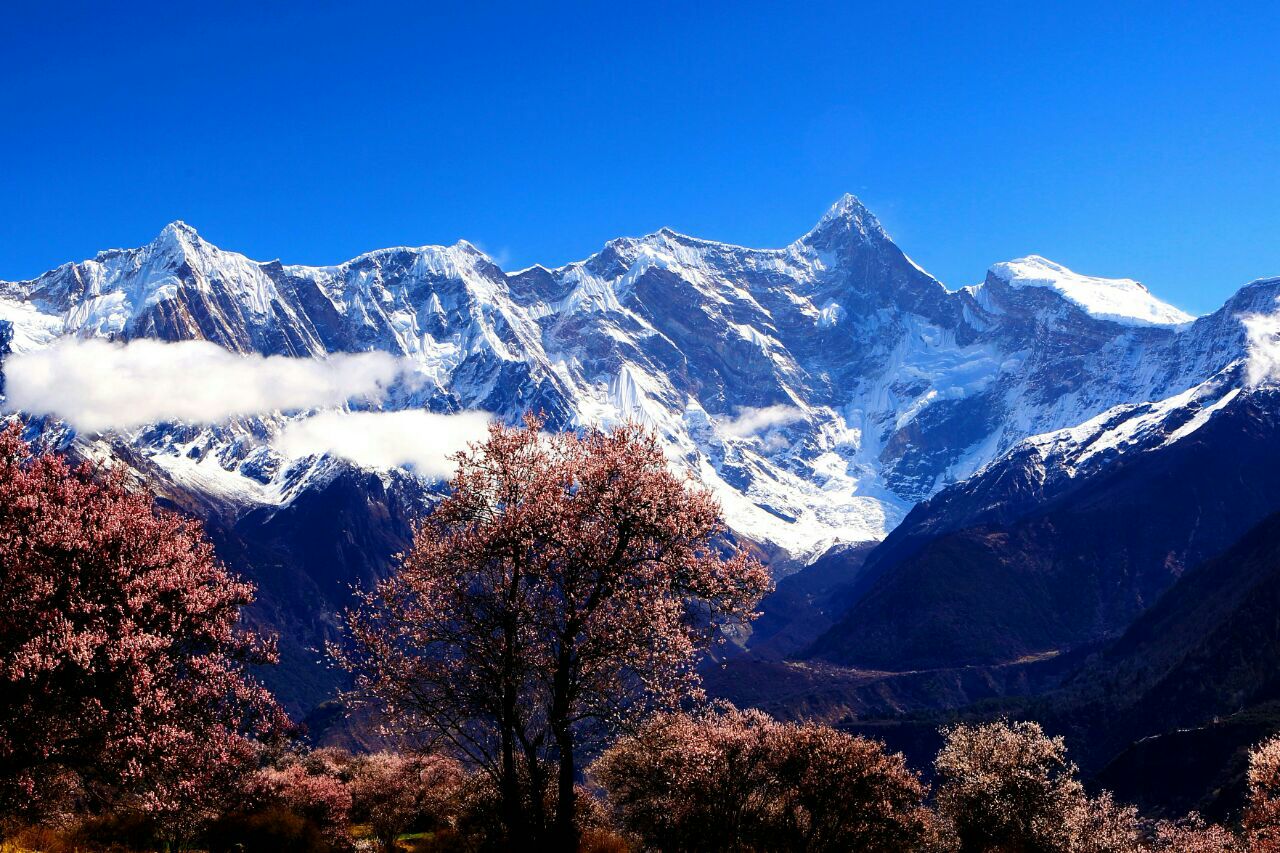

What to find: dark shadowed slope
left=809, top=381, right=1280, bottom=672
left=1046, top=509, right=1280, bottom=816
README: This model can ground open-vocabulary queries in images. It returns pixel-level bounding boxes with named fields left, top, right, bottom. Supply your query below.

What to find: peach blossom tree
left=1246, top=734, right=1280, bottom=852
left=348, top=751, right=466, bottom=852
left=336, top=417, right=770, bottom=849
left=0, top=422, right=289, bottom=837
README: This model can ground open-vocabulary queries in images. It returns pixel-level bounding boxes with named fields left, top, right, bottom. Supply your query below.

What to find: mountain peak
left=452, top=238, right=485, bottom=256
left=990, top=255, right=1194, bottom=327
left=826, top=192, right=869, bottom=218
left=146, top=220, right=207, bottom=261
left=160, top=220, right=198, bottom=237
left=797, top=193, right=888, bottom=247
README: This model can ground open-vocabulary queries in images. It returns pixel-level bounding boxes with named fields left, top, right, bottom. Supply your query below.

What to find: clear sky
left=2, top=1, right=1278, bottom=315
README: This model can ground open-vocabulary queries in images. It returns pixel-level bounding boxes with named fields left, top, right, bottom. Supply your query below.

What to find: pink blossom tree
left=591, top=706, right=779, bottom=850
left=0, top=422, right=289, bottom=837
left=1151, top=813, right=1240, bottom=852
left=764, top=717, right=943, bottom=851
left=245, top=760, right=354, bottom=851
left=933, top=719, right=1199, bottom=853
left=934, top=720, right=1086, bottom=852
left=336, top=417, right=770, bottom=849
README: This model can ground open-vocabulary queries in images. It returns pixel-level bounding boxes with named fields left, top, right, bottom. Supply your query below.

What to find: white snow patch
left=0, top=298, right=63, bottom=353
left=991, top=255, right=1194, bottom=326
left=817, top=302, right=845, bottom=328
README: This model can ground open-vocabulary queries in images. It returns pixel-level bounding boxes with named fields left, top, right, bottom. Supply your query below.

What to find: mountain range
left=3, top=196, right=1280, bottom=802
left=6, top=195, right=1270, bottom=565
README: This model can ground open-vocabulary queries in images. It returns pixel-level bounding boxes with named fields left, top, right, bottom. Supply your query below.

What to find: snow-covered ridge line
left=988, top=254, right=1195, bottom=327
left=1004, top=363, right=1244, bottom=480
left=0, top=194, right=1272, bottom=566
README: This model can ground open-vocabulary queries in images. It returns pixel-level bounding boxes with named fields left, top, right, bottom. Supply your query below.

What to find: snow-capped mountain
left=0, top=195, right=1275, bottom=565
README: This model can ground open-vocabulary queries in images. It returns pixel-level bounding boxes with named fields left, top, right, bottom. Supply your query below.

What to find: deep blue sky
left=2, top=2, right=1278, bottom=314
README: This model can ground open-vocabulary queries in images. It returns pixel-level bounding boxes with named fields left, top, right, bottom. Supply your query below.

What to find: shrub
left=762, top=718, right=943, bottom=851
left=348, top=751, right=465, bottom=852
left=1246, top=734, right=1280, bottom=852
left=592, top=705, right=939, bottom=852
left=934, top=719, right=1150, bottom=853
left=244, top=761, right=352, bottom=851
left=1150, top=813, right=1240, bottom=852
left=1061, top=791, right=1144, bottom=853
left=205, top=804, right=337, bottom=853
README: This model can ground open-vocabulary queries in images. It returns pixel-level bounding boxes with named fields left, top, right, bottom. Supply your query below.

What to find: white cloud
left=274, top=410, right=492, bottom=479
left=719, top=404, right=806, bottom=438
left=1243, top=312, right=1280, bottom=387
left=3, top=338, right=403, bottom=432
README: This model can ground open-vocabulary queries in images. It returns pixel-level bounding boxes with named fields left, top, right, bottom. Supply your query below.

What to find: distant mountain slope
left=808, top=380, right=1280, bottom=671
left=1063, top=507, right=1280, bottom=758
left=733, top=541, right=876, bottom=660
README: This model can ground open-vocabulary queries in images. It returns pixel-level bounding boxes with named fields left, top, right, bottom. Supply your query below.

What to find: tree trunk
left=501, top=723, right=526, bottom=843
left=554, top=726, right=578, bottom=852
left=501, top=676, right=528, bottom=843
left=550, top=639, right=579, bottom=851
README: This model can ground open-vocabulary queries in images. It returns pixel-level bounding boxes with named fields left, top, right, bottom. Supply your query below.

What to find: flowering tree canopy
left=1151, top=813, right=1240, bottom=853
left=934, top=720, right=1085, bottom=852
left=0, top=422, right=289, bottom=832
left=244, top=760, right=353, bottom=852
left=336, top=417, right=770, bottom=848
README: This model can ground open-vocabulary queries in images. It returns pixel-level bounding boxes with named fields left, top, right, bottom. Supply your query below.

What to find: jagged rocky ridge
left=2, top=195, right=1273, bottom=565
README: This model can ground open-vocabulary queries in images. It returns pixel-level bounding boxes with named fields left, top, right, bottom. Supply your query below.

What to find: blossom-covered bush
left=932, top=719, right=1211, bottom=853
left=935, top=720, right=1086, bottom=852
left=246, top=761, right=353, bottom=850
left=1246, top=734, right=1280, bottom=852
left=1150, top=813, right=1240, bottom=852
left=1060, top=791, right=1145, bottom=853
left=762, top=718, right=943, bottom=851
left=206, top=753, right=353, bottom=852
left=348, top=751, right=465, bottom=851
left=0, top=422, right=289, bottom=839
left=591, top=705, right=940, bottom=852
